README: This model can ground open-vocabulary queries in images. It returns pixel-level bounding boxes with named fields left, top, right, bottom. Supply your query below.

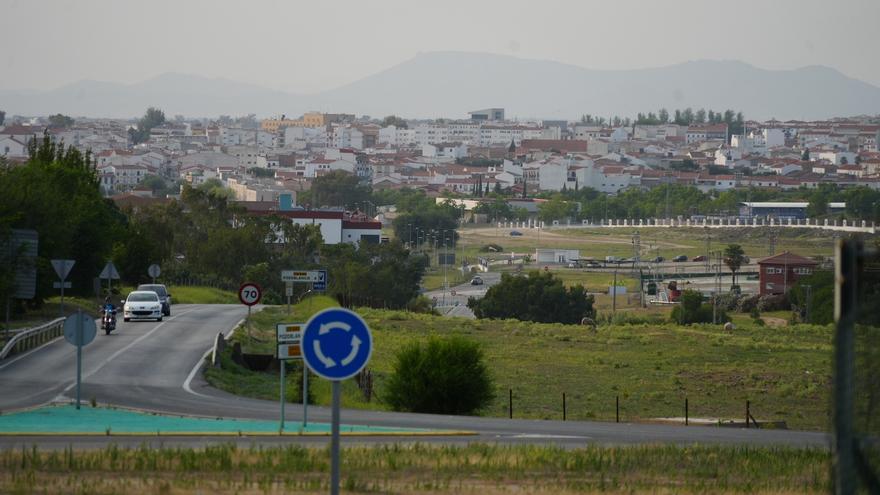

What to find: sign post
left=148, top=264, right=161, bottom=284
left=276, top=323, right=303, bottom=431
left=238, top=282, right=262, bottom=335
left=51, top=259, right=75, bottom=317
left=302, top=308, right=373, bottom=495
left=99, top=262, right=120, bottom=297
left=63, top=310, right=97, bottom=410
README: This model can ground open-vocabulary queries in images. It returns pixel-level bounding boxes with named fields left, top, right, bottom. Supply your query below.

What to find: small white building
left=535, top=248, right=580, bottom=264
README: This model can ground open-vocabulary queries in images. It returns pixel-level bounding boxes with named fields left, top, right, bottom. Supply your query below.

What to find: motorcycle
left=101, top=307, right=117, bottom=335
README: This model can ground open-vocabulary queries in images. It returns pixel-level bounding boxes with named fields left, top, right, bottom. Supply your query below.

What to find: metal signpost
left=276, top=323, right=304, bottom=431
left=301, top=308, right=373, bottom=495
left=51, top=259, right=75, bottom=317
left=63, top=310, right=97, bottom=410
left=99, top=261, right=120, bottom=296
left=238, top=283, right=262, bottom=333
left=148, top=264, right=161, bottom=283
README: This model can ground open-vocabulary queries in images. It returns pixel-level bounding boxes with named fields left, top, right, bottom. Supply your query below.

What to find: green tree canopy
left=308, top=170, right=370, bottom=208
left=128, top=107, right=166, bottom=144
left=47, top=114, right=75, bottom=128
left=468, top=271, right=594, bottom=324
left=381, top=115, right=408, bottom=129
left=724, top=244, right=747, bottom=288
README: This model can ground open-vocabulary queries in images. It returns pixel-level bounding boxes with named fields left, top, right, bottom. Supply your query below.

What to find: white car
left=123, top=291, right=164, bottom=322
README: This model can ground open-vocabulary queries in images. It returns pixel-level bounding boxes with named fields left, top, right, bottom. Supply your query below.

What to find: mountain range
left=2, top=51, right=880, bottom=121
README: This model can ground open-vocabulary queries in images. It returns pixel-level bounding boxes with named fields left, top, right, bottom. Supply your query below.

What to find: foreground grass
left=0, top=443, right=830, bottom=494
left=207, top=298, right=832, bottom=430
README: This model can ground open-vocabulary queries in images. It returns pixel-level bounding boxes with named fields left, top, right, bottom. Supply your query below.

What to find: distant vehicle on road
left=509, top=230, right=523, bottom=236
left=672, top=255, right=688, bottom=262
left=605, top=256, right=619, bottom=263
left=651, top=256, right=665, bottom=263
left=692, top=255, right=707, bottom=262
left=137, top=284, right=172, bottom=316
left=122, top=291, right=163, bottom=322
left=584, top=260, right=602, bottom=268
left=470, top=276, right=484, bottom=285
left=567, top=262, right=581, bottom=268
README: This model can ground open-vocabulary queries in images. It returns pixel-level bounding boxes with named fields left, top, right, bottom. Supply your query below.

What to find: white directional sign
left=99, top=262, right=120, bottom=280
left=281, top=270, right=326, bottom=283
left=51, top=259, right=75, bottom=280
left=276, top=323, right=303, bottom=343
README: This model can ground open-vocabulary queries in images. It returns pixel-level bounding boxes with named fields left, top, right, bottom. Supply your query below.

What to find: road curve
left=0, top=304, right=829, bottom=449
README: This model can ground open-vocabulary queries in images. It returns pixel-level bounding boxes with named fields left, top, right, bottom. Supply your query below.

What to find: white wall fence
left=498, top=217, right=877, bottom=234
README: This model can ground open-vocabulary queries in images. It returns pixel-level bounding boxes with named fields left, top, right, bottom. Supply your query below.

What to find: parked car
left=651, top=256, right=665, bottom=263
left=584, top=260, right=602, bottom=268
left=672, top=255, right=688, bottom=262
left=567, top=262, right=581, bottom=268
left=122, top=291, right=163, bottom=322
left=509, top=230, right=523, bottom=236
left=692, top=255, right=707, bottom=262
left=137, top=284, right=172, bottom=316
left=470, top=276, right=484, bottom=285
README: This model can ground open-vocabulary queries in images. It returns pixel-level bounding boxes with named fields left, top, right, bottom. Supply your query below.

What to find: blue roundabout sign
left=301, top=308, right=373, bottom=381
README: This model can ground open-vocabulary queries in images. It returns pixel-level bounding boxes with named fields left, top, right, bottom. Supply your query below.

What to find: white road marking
left=0, top=318, right=100, bottom=371
left=182, top=317, right=244, bottom=398
left=59, top=308, right=198, bottom=394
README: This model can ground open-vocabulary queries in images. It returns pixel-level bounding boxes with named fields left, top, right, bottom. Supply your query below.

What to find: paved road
left=0, top=304, right=829, bottom=449
left=424, top=272, right=501, bottom=318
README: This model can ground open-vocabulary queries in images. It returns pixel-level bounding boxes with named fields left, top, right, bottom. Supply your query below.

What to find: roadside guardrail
left=0, top=318, right=66, bottom=360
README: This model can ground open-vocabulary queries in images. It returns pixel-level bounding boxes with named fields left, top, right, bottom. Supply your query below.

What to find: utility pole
left=704, top=227, right=711, bottom=271
left=768, top=230, right=777, bottom=256
left=612, top=263, right=618, bottom=315
left=803, top=284, right=812, bottom=323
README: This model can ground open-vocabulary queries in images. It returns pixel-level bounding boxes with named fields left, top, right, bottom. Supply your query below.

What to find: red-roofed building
left=758, top=252, right=819, bottom=296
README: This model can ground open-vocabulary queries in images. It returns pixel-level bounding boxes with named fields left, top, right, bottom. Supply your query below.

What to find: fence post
left=685, top=398, right=689, bottom=426
left=563, top=393, right=566, bottom=421
left=616, top=395, right=619, bottom=423
left=746, top=400, right=750, bottom=429
left=509, top=388, right=513, bottom=419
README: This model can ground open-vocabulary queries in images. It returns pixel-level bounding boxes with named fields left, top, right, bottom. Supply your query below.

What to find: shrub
left=384, top=337, right=495, bottom=415
left=671, top=290, right=728, bottom=325
left=479, top=243, right=504, bottom=253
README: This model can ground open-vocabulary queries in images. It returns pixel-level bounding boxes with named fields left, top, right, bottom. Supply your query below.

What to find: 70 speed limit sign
left=238, top=282, right=262, bottom=306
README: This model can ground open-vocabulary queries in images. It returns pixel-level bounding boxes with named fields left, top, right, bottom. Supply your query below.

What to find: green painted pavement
left=0, top=405, right=433, bottom=435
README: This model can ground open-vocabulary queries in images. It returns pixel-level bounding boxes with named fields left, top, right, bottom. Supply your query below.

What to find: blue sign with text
left=312, top=270, right=327, bottom=291
left=301, top=308, right=372, bottom=381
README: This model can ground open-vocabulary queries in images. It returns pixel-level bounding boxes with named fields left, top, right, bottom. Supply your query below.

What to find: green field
left=208, top=297, right=832, bottom=431
left=458, top=225, right=837, bottom=262
left=0, top=443, right=830, bottom=494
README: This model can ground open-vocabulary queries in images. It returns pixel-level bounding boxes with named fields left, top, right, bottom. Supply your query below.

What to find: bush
left=757, top=294, right=790, bottom=312
left=479, top=243, right=504, bottom=253
left=671, top=290, right=728, bottom=325
left=384, top=337, right=495, bottom=415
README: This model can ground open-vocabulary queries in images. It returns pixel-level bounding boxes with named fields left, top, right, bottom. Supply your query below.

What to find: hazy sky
left=3, top=0, right=879, bottom=92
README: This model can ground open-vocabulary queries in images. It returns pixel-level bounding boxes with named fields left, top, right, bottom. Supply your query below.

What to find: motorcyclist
left=101, top=296, right=117, bottom=332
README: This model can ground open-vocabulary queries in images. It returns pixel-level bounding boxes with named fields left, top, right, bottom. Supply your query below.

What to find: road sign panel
left=63, top=312, right=97, bottom=347
left=313, top=270, right=328, bottom=291
left=238, top=282, right=262, bottom=306
left=285, top=283, right=294, bottom=297
left=99, top=262, right=120, bottom=280
left=53, top=281, right=72, bottom=289
left=301, top=308, right=372, bottom=381
left=278, top=343, right=302, bottom=360
left=281, top=270, right=326, bottom=283
left=148, top=264, right=161, bottom=278
left=276, top=323, right=303, bottom=343
left=51, top=259, right=75, bottom=281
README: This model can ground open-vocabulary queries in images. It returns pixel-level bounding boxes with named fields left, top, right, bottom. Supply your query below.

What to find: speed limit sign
left=238, top=282, right=262, bottom=306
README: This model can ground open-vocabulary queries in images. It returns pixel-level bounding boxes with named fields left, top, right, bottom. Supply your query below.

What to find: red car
left=692, top=255, right=707, bottom=262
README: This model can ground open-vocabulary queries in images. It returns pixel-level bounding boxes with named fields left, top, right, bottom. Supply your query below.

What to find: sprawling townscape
left=2, top=108, right=879, bottom=210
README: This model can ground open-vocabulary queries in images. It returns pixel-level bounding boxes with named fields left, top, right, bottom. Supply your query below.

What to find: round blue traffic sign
left=301, top=308, right=372, bottom=381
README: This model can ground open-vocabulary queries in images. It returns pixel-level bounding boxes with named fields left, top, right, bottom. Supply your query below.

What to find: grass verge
left=0, top=443, right=830, bottom=494
left=206, top=298, right=832, bottom=430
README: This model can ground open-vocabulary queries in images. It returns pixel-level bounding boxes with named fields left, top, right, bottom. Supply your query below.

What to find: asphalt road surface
left=0, top=304, right=829, bottom=449
left=424, top=272, right=502, bottom=318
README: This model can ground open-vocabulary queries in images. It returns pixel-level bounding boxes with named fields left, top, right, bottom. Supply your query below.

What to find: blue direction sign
left=301, top=308, right=372, bottom=381
left=312, top=269, right=328, bottom=291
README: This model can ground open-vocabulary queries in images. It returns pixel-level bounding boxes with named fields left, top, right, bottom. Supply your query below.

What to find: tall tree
left=381, top=115, right=408, bottom=129
left=129, top=107, right=166, bottom=144
left=658, top=108, right=669, bottom=123
left=0, top=110, right=5, bottom=126
left=310, top=170, right=370, bottom=208
left=724, top=244, right=747, bottom=289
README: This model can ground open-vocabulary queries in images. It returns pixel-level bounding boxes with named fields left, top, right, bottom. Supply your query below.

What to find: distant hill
left=3, top=52, right=880, bottom=120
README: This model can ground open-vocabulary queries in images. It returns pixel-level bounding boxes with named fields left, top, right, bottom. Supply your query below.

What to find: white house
left=0, top=136, right=28, bottom=159
left=422, top=142, right=468, bottom=159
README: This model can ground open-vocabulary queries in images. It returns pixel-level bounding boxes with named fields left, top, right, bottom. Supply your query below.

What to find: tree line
left=581, top=108, right=745, bottom=136
left=0, top=136, right=427, bottom=312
